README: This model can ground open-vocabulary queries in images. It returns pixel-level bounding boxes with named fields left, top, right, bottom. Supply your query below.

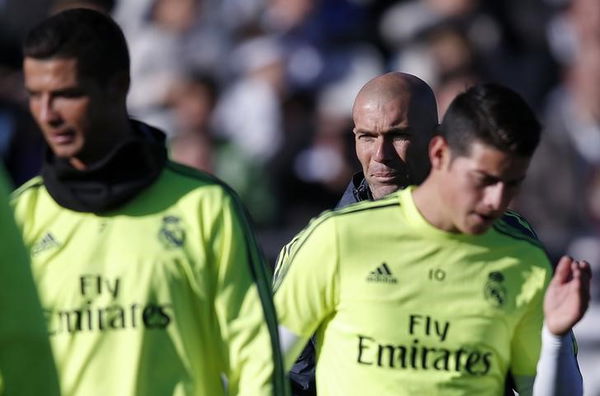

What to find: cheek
left=29, top=101, right=41, bottom=121
left=393, top=141, right=410, bottom=161
left=450, top=174, right=479, bottom=208
left=66, top=102, right=92, bottom=126
left=355, top=142, right=371, bottom=164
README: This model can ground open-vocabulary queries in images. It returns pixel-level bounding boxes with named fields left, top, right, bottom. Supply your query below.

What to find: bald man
left=282, top=72, right=439, bottom=395
left=336, top=72, right=438, bottom=208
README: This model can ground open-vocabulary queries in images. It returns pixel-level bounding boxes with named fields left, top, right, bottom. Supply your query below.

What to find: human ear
left=429, top=135, right=449, bottom=170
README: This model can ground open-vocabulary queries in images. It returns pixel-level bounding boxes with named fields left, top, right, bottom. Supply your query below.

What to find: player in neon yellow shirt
left=14, top=9, right=286, bottom=396
left=275, top=83, right=591, bottom=396
left=0, top=166, right=59, bottom=395
left=286, top=71, right=440, bottom=396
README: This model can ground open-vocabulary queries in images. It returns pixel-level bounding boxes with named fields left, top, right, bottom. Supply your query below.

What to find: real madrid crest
left=158, top=216, right=186, bottom=249
left=484, top=271, right=506, bottom=308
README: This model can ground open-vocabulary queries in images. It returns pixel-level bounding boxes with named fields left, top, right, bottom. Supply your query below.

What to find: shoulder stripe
left=273, top=213, right=331, bottom=292
left=273, top=198, right=400, bottom=291
left=502, top=210, right=539, bottom=240
left=492, top=221, right=544, bottom=250
left=332, top=202, right=399, bottom=217
left=165, top=161, right=224, bottom=185
left=165, top=162, right=254, bottom=218
left=11, top=177, right=43, bottom=200
left=493, top=210, right=542, bottom=249
left=274, top=233, right=302, bottom=283
left=493, top=223, right=539, bottom=246
left=332, top=194, right=399, bottom=217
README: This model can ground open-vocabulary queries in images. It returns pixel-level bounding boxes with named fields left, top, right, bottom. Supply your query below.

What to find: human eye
left=505, top=178, right=524, bottom=189
left=392, top=134, right=410, bottom=141
left=56, top=88, right=84, bottom=99
left=390, top=129, right=411, bottom=141
left=471, top=173, right=493, bottom=187
left=26, top=90, right=40, bottom=100
left=357, top=132, right=375, bottom=141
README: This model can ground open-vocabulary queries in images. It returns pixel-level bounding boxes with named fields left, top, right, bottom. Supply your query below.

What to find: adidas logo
left=366, top=262, right=398, bottom=284
left=31, top=232, right=60, bottom=256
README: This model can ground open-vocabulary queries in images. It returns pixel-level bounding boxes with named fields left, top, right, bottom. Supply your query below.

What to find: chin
left=50, top=145, right=81, bottom=159
left=373, top=185, right=402, bottom=200
left=469, top=228, right=488, bottom=235
left=463, top=222, right=492, bottom=235
left=52, top=151, right=75, bottom=159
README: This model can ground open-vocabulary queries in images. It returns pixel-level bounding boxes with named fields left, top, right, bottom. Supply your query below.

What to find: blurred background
left=1, top=0, right=599, bottom=392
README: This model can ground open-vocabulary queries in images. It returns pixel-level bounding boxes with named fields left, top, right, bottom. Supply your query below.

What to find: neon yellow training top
left=275, top=186, right=552, bottom=396
left=0, top=166, right=59, bottom=396
left=12, top=162, right=286, bottom=396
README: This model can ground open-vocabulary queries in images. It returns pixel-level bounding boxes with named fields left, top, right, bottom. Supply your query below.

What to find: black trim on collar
left=42, top=120, right=167, bottom=213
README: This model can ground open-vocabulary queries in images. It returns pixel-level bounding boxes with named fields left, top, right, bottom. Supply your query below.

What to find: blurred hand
left=544, top=256, right=592, bottom=336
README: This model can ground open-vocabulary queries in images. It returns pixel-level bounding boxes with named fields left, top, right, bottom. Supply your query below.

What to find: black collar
left=42, top=120, right=167, bottom=213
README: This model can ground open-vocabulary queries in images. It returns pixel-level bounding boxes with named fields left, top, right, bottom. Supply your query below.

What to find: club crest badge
left=158, top=216, right=185, bottom=249
left=484, top=271, right=506, bottom=308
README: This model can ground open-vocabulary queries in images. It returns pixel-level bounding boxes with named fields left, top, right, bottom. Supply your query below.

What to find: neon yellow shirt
left=0, top=167, right=59, bottom=396
left=12, top=162, right=285, bottom=396
left=275, top=186, right=552, bottom=396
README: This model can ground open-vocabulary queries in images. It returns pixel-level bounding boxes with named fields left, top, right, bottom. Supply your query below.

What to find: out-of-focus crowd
left=1, top=0, right=600, bottom=393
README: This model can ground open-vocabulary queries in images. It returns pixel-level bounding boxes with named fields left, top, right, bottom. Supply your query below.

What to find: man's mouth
left=371, top=170, right=406, bottom=184
left=373, top=174, right=398, bottom=182
left=474, top=212, right=498, bottom=224
left=48, top=131, right=75, bottom=145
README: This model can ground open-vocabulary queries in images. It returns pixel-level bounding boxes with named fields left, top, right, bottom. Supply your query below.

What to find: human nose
left=484, top=183, right=509, bottom=212
left=373, top=137, right=393, bottom=163
left=38, top=95, right=60, bottom=124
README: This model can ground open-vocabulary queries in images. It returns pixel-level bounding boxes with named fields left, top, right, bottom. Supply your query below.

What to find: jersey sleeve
left=0, top=170, right=60, bottom=396
left=273, top=215, right=339, bottom=369
left=510, top=262, right=550, bottom=394
left=211, top=191, right=287, bottom=396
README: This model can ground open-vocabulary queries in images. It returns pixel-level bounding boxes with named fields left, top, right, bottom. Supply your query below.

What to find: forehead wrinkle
left=354, top=86, right=414, bottom=131
left=354, top=102, right=409, bottom=135
left=353, top=73, right=437, bottom=136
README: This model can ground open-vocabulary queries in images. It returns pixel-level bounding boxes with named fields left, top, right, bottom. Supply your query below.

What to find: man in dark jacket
left=336, top=72, right=438, bottom=209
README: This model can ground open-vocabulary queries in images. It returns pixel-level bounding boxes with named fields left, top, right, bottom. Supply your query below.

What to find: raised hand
left=544, top=256, right=592, bottom=336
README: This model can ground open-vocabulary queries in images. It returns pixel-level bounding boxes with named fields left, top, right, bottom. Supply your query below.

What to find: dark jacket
left=334, top=172, right=372, bottom=209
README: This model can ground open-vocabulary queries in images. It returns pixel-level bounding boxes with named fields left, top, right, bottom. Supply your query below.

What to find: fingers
left=566, top=259, right=592, bottom=318
left=546, top=257, right=593, bottom=334
left=571, top=260, right=591, bottom=286
left=579, top=260, right=592, bottom=280
left=576, top=260, right=592, bottom=311
left=553, top=255, right=574, bottom=284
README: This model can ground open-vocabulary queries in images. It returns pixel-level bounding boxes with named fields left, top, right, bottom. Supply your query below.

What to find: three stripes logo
left=366, top=262, right=398, bottom=284
left=31, top=232, right=60, bottom=256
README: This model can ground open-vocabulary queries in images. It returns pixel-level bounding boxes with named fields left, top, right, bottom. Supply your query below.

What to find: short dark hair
left=23, top=8, right=129, bottom=85
left=51, top=0, right=117, bottom=14
left=440, top=83, right=541, bottom=157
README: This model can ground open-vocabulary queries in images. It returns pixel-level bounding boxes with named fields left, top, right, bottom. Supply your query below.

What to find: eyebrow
left=354, top=127, right=412, bottom=135
left=387, top=127, right=411, bottom=134
left=25, top=86, right=83, bottom=97
left=474, top=170, right=526, bottom=184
